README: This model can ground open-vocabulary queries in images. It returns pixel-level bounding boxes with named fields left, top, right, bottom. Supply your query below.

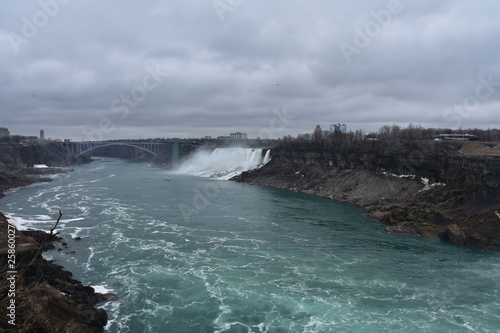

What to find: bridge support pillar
left=172, top=138, right=180, bottom=164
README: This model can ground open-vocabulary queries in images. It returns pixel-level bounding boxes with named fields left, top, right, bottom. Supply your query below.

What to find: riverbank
left=0, top=212, right=115, bottom=332
left=0, top=167, right=77, bottom=198
left=0, top=171, right=52, bottom=198
left=0, top=142, right=91, bottom=198
left=233, top=140, right=500, bottom=250
left=0, top=142, right=114, bottom=330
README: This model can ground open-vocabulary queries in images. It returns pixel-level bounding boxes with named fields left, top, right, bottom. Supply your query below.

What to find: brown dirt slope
left=460, top=141, right=500, bottom=155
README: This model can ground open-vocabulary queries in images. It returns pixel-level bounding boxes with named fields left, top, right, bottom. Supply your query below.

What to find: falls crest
left=175, top=148, right=270, bottom=180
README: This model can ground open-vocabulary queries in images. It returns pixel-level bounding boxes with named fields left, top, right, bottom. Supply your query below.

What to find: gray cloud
left=1, top=0, right=499, bottom=140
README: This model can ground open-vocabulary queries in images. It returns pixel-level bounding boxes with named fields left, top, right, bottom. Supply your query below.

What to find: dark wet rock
left=446, top=224, right=469, bottom=246
left=385, top=223, right=421, bottom=236
left=92, top=308, right=109, bottom=328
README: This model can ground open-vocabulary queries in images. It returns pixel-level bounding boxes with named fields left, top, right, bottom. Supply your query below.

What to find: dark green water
left=2, top=158, right=500, bottom=332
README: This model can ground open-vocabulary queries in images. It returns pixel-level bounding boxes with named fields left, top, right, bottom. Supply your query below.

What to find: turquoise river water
left=2, top=157, right=500, bottom=332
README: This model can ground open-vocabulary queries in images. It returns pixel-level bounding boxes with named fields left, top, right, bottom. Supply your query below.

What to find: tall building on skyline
left=330, top=123, right=347, bottom=134
left=313, top=125, right=323, bottom=141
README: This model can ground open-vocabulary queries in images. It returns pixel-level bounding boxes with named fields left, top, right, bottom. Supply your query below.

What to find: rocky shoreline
left=0, top=171, right=53, bottom=199
left=0, top=212, right=115, bottom=332
left=0, top=142, right=112, bottom=331
left=0, top=164, right=80, bottom=199
left=233, top=140, right=500, bottom=250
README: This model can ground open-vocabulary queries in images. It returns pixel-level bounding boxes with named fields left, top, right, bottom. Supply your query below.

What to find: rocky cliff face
left=0, top=143, right=82, bottom=170
left=234, top=140, right=500, bottom=250
left=0, top=143, right=89, bottom=197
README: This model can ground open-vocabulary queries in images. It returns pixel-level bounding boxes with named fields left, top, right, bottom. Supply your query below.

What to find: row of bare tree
left=286, top=123, right=500, bottom=142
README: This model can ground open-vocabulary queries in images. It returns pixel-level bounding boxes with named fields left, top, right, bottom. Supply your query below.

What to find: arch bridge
left=68, top=141, right=166, bottom=157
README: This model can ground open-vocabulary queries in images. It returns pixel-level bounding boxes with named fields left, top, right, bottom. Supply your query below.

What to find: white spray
left=175, top=148, right=270, bottom=179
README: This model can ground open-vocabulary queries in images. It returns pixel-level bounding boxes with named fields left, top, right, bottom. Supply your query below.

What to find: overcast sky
left=1, top=0, right=499, bottom=140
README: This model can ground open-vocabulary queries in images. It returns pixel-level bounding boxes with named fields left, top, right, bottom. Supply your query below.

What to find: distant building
left=313, top=125, right=323, bottom=141
left=230, top=132, right=248, bottom=140
left=217, top=136, right=231, bottom=141
left=0, top=127, right=10, bottom=137
left=39, top=129, right=45, bottom=143
left=0, top=127, right=10, bottom=142
left=329, top=123, right=347, bottom=134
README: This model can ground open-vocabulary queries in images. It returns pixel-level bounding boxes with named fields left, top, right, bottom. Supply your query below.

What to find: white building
left=230, top=132, right=248, bottom=140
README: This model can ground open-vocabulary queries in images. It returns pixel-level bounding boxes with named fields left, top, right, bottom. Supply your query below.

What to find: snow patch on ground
left=379, top=172, right=416, bottom=179
left=419, top=177, right=446, bottom=192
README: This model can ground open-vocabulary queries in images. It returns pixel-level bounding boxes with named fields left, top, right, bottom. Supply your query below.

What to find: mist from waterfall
left=174, top=147, right=271, bottom=180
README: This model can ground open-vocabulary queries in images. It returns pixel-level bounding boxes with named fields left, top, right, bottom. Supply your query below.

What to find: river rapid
left=2, top=156, right=500, bottom=332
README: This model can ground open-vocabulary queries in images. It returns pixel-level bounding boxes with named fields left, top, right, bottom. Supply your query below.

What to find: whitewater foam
left=93, top=284, right=114, bottom=294
left=6, top=213, right=86, bottom=231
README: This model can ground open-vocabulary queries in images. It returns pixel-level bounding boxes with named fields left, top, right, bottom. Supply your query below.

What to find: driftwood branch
left=50, top=209, right=62, bottom=237
left=28, top=210, right=63, bottom=268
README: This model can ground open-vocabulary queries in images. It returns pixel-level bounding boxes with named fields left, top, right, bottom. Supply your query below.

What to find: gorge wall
left=0, top=143, right=88, bottom=198
left=234, top=140, right=500, bottom=250
left=0, top=142, right=81, bottom=169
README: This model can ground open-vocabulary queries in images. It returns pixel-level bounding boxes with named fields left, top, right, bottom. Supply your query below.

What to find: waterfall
left=263, top=149, right=271, bottom=164
left=175, top=148, right=270, bottom=179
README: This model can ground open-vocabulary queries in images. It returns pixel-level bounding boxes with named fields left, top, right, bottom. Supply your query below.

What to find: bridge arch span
left=75, top=143, right=158, bottom=157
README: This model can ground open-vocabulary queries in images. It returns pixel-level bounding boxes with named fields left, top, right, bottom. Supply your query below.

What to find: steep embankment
left=233, top=140, right=500, bottom=250
left=0, top=143, right=88, bottom=197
